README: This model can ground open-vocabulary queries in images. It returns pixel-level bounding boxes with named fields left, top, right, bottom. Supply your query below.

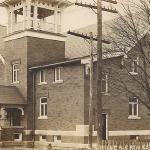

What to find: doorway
left=102, top=113, right=108, bottom=140
left=6, top=108, right=22, bottom=126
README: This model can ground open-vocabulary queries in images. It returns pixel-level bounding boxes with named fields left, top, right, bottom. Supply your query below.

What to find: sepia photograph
left=0, top=0, right=150, bottom=149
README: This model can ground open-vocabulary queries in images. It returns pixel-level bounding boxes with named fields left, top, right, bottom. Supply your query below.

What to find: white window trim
left=39, top=70, right=47, bottom=85
left=128, top=97, right=141, bottom=119
left=14, top=133, right=22, bottom=141
left=39, top=97, right=48, bottom=119
left=53, top=135, right=61, bottom=143
left=39, top=135, right=47, bottom=142
left=12, top=64, right=19, bottom=84
left=129, top=57, right=139, bottom=75
left=54, top=67, right=63, bottom=83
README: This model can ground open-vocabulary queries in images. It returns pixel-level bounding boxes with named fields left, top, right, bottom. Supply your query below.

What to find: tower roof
left=0, top=0, right=72, bottom=7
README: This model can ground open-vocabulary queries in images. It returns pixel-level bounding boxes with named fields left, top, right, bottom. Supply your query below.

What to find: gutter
left=32, top=72, right=36, bottom=148
left=29, top=58, right=81, bottom=71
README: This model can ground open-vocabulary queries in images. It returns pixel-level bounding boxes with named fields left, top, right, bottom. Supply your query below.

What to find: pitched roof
left=65, top=22, right=112, bottom=59
left=0, top=85, right=26, bottom=105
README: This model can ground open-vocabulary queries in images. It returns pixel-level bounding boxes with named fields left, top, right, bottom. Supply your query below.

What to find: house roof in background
left=0, top=85, right=26, bottom=105
left=65, top=22, right=111, bottom=59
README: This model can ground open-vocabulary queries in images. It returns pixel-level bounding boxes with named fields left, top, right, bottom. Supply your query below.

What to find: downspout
left=32, top=71, right=36, bottom=148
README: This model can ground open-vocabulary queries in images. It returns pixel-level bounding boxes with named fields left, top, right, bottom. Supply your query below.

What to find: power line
left=67, top=30, right=110, bottom=44
left=75, top=1, right=118, bottom=13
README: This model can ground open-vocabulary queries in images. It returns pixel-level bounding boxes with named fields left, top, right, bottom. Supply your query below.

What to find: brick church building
left=0, top=0, right=150, bottom=148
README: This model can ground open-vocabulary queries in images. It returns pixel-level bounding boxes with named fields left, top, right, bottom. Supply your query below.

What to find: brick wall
left=35, top=63, right=85, bottom=131
left=84, top=55, right=150, bottom=138
left=27, top=37, right=65, bottom=67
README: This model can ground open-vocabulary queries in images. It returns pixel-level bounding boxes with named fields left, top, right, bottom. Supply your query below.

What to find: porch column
left=1, top=108, right=7, bottom=119
left=0, top=107, right=7, bottom=127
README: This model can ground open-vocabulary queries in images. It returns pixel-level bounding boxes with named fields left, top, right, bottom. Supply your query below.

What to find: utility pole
left=74, top=1, right=117, bottom=147
left=89, top=32, right=94, bottom=149
left=67, top=30, right=110, bottom=149
left=96, top=0, right=103, bottom=147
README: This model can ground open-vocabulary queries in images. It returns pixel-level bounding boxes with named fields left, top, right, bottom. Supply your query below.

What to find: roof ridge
left=0, top=24, right=6, bottom=27
left=0, top=85, right=16, bottom=88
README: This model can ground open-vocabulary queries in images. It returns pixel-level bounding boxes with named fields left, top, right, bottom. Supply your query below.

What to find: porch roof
left=0, top=85, right=26, bottom=105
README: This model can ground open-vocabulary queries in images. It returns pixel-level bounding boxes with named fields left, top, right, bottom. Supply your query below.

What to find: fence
left=98, top=140, right=150, bottom=150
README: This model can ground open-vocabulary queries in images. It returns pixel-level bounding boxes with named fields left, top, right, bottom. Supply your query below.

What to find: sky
left=0, top=0, right=135, bottom=31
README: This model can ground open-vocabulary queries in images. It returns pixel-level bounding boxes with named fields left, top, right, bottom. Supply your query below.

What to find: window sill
left=11, top=81, right=19, bottom=84
left=38, top=82, right=47, bottom=85
left=38, top=116, right=48, bottom=120
left=129, top=72, right=138, bottom=75
left=53, top=80, right=63, bottom=84
left=128, top=116, right=141, bottom=120
left=102, top=92, right=110, bottom=96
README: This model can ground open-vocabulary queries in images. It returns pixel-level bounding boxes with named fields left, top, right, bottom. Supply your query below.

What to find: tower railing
left=7, top=19, right=61, bottom=34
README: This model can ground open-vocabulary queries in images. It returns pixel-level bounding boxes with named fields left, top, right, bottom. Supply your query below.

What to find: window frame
left=12, top=63, right=19, bottom=84
left=38, top=97, right=48, bottom=119
left=130, top=57, right=139, bottom=75
left=39, top=135, right=47, bottom=142
left=53, top=135, right=61, bottom=143
left=39, top=70, right=47, bottom=85
left=54, top=67, right=63, bottom=83
left=101, top=73, right=109, bottom=94
left=14, top=133, right=22, bottom=141
left=128, top=97, right=141, bottom=119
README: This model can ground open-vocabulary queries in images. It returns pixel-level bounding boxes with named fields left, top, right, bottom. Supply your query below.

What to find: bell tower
left=1, top=0, right=71, bottom=34
left=0, top=0, right=72, bottom=94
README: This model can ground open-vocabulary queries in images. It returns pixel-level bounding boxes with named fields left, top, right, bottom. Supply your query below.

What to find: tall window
left=40, top=70, right=46, bottom=84
left=12, top=64, right=19, bottom=83
left=40, top=97, right=47, bottom=118
left=101, top=73, right=108, bottom=94
left=54, top=67, right=63, bottom=82
left=130, top=57, right=139, bottom=74
left=129, top=97, right=138, bottom=117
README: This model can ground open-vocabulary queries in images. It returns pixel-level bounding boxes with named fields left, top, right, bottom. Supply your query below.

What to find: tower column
left=33, top=4, right=38, bottom=30
left=10, top=7, right=15, bottom=33
left=54, top=5, right=58, bottom=33
left=26, top=0, right=31, bottom=29
left=7, top=8, right=11, bottom=34
left=58, top=11, right=63, bottom=33
left=23, top=1, right=27, bottom=30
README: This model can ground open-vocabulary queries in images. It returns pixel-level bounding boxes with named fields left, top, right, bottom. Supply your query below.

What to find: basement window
left=39, top=135, right=47, bottom=142
left=53, top=135, right=61, bottom=143
left=130, top=135, right=139, bottom=140
left=14, top=133, right=22, bottom=141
